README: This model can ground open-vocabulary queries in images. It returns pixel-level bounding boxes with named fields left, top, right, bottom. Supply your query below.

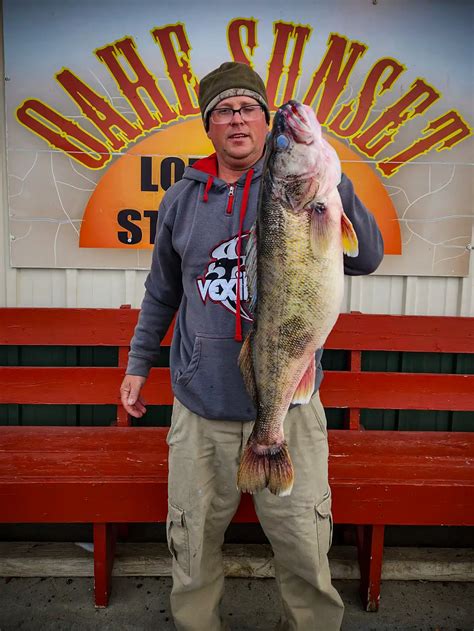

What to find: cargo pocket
left=310, top=395, right=328, bottom=437
left=315, top=491, right=333, bottom=566
left=166, top=503, right=190, bottom=576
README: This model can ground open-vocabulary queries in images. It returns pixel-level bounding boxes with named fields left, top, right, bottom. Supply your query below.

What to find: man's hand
left=120, top=374, right=147, bottom=418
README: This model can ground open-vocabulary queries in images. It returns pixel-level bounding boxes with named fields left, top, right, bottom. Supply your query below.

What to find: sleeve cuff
left=126, top=354, right=153, bottom=378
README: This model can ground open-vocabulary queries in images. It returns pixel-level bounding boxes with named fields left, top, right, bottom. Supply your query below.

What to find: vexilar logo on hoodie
left=196, top=234, right=252, bottom=321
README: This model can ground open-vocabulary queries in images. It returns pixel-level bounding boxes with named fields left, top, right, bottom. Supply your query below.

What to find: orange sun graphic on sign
left=80, top=117, right=401, bottom=254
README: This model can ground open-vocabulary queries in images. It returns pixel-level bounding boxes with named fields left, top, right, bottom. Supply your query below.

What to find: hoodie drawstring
left=203, top=175, right=214, bottom=202
left=235, top=168, right=254, bottom=342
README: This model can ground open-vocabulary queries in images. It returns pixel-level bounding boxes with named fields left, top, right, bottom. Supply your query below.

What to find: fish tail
left=237, top=440, right=294, bottom=497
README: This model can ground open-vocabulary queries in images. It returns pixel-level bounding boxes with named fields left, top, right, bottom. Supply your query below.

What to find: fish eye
left=276, top=134, right=290, bottom=150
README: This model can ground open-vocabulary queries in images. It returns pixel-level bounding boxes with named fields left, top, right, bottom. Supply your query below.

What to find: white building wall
left=0, top=22, right=472, bottom=316
left=2, top=247, right=472, bottom=316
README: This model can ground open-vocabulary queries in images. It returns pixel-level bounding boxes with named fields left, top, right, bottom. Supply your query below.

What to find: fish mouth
left=276, top=100, right=316, bottom=145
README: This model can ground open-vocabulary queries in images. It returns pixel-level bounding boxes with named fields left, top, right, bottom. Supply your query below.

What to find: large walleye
left=237, top=100, right=359, bottom=497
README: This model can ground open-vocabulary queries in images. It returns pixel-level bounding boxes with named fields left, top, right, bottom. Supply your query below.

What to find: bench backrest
left=1, top=308, right=473, bottom=429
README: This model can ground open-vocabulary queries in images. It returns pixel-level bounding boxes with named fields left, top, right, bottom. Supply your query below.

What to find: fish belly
left=237, top=195, right=343, bottom=497
left=253, top=206, right=343, bottom=442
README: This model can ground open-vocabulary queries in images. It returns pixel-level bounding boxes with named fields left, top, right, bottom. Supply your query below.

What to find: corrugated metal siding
left=1, top=267, right=473, bottom=316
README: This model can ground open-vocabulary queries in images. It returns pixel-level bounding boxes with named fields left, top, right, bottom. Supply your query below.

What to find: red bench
left=1, top=307, right=473, bottom=611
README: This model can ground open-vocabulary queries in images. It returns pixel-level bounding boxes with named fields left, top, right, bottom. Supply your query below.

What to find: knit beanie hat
left=199, top=62, right=270, bottom=130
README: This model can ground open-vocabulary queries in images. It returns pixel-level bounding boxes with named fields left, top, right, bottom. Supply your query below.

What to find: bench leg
left=356, top=524, right=385, bottom=612
left=93, top=523, right=117, bottom=608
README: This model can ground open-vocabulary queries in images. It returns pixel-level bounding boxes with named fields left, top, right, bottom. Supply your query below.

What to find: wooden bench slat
left=2, top=428, right=472, bottom=456
left=1, top=429, right=472, bottom=481
left=1, top=309, right=473, bottom=353
left=1, top=481, right=472, bottom=525
left=2, top=367, right=473, bottom=411
left=0, top=308, right=173, bottom=347
left=0, top=481, right=170, bottom=523
left=331, top=484, right=474, bottom=526
left=0, top=308, right=135, bottom=346
left=0, top=367, right=174, bottom=405
left=3, top=478, right=471, bottom=526
left=329, top=430, right=474, bottom=456
left=0, top=426, right=169, bottom=449
left=326, top=313, right=474, bottom=353
left=2, top=459, right=471, bottom=484
left=321, top=372, right=474, bottom=411
left=1, top=430, right=472, bottom=525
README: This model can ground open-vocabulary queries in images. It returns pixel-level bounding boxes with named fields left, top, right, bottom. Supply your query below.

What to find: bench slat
left=0, top=367, right=173, bottom=405
left=327, top=313, right=474, bottom=353
left=2, top=428, right=472, bottom=456
left=1, top=479, right=472, bottom=525
left=0, top=308, right=173, bottom=347
left=1, top=367, right=473, bottom=411
left=320, top=372, right=474, bottom=411
left=2, top=429, right=472, bottom=484
left=332, top=484, right=473, bottom=526
left=2, top=430, right=472, bottom=476
left=1, top=430, right=472, bottom=525
left=2, top=457, right=471, bottom=483
left=1, top=309, right=473, bottom=353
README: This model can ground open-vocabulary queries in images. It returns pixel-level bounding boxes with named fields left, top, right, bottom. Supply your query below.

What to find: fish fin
left=341, top=212, right=359, bottom=257
left=237, top=438, right=294, bottom=497
left=310, top=204, right=331, bottom=256
left=245, top=222, right=258, bottom=314
left=291, top=357, right=315, bottom=405
left=238, top=333, right=257, bottom=404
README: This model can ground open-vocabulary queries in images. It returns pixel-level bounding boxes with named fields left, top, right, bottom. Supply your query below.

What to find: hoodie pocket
left=175, top=337, right=202, bottom=386
left=173, top=334, right=255, bottom=420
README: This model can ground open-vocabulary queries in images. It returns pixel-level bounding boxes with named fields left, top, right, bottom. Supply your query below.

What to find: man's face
left=206, top=96, right=268, bottom=171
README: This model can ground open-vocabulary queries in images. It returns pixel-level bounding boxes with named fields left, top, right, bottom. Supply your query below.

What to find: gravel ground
left=0, top=576, right=473, bottom=630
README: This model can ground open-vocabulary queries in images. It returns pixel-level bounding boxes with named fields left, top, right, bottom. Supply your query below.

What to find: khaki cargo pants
left=166, top=394, right=344, bottom=631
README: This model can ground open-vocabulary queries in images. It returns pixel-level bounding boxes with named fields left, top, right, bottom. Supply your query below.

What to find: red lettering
left=329, top=58, right=405, bottom=137
left=16, top=99, right=110, bottom=169
left=378, top=110, right=472, bottom=177
left=151, top=23, right=199, bottom=117
left=303, top=34, right=367, bottom=124
left=95, top=37, right=176, bottom=131
left=266, top=22, right=312, bottom=109
left=352, top=78, right=440, bottom=157
left=56, top=69, right=140, bottom=150
left=227, top=18, right=257, bottom=65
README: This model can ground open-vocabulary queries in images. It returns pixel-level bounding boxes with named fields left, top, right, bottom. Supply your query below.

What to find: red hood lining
left=191, top=153, right=218, bottom=176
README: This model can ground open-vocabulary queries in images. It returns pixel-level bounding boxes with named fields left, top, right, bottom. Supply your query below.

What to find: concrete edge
left=0, top=542, right=473, bottom=582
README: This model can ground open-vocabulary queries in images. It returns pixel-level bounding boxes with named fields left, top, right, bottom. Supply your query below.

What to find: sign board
left=4, top=0, right=472, bottom=274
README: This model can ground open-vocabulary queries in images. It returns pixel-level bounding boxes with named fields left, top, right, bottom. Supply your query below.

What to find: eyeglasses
left=209, top=104, right=263, bottom=125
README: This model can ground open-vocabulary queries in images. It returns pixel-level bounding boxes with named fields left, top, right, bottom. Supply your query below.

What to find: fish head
left=267, top=100, right=341, bottom=212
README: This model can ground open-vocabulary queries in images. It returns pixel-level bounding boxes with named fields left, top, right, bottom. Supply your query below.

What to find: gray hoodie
left=126, top=153, right=384, bottom=421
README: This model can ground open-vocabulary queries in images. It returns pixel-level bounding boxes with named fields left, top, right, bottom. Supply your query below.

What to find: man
left=120, top=61, right=384, bottom=631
